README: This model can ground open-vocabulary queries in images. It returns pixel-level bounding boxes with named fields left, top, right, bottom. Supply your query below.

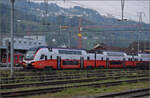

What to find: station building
left=0, top=35, right=47, bottom=63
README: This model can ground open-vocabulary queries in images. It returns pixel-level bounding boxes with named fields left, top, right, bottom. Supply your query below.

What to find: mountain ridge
left=0, top=1, right=150, bottom=49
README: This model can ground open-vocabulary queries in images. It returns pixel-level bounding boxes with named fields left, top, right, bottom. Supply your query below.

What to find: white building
left=2, top=36, right=47, bottom=50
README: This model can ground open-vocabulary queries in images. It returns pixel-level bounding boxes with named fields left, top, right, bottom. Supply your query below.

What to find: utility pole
left=137, top=12, right=145, bottom=53
left=0, top=34, right=1, bottom=63
left=6, top=40, right=9, bottom=68
left=10, top=0, right=15, bottom=77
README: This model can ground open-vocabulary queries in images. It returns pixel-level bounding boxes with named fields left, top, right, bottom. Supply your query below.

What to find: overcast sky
left=33, top=0, right=150, bottom=24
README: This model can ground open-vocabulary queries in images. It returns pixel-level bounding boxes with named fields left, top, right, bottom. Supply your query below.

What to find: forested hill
left=0, top=1, right=150, bottom=49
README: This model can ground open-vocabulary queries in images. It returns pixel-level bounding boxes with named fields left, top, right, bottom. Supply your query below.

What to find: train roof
left=138, top=53, right=150, bottom=57
left=29, top=46, right=86, bottom=51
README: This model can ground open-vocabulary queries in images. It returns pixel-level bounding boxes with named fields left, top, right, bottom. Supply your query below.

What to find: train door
left=80, top=57, right=84, bottom=69
left=57, top=56, right=61, bottom=69
left=2, top=55, right=6, bottom=63
left=106, top=58, right=109, bottom=68
left=123, top=58, right=126, bottom=68
left=94, top=53, right=96, bottom=68
left=14, top=55, right=18, bottom=65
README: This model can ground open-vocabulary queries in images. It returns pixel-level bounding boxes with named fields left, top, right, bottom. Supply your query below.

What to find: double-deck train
left=23, top=46, right=150, bottom=69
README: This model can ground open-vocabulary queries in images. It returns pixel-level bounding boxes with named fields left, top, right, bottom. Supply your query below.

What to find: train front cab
left=31, top=55, right=57, bottom=70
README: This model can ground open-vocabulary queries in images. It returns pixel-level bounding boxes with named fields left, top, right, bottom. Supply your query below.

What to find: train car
left=23, top=46, right=87, bottom=69
left=138, top=53, right=150, bottom=61
left=55, top=48, right=87, bottom=69
left=1, top=53, right=23, bottom=66
left=23, top=46, right=150, bottom=70
left=136, top=53, right=150, bottom=69
left=102, top=51, right=127, bottom=68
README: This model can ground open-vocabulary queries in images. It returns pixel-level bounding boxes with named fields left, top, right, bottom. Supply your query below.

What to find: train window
left=63, top=60, right=79, bottom=65
left=50, top=56, right=52, bottom=60
left=15, top=56, right=18, bottom=60
left=2, top=55, right=6, bottom=58
left=110, top=61, right=122, bottom=65
left=29, top=42, right=32, bottom=45
left=140, top=59, right=143, bottom=61
left=19, top=56, right=22, bottom=60
left=59, top=50, right=82, bottom=55
left=107, top=52, right=125, bottom=57
left=48, top=48, right=52, bottom=52
left=106, top=58, right=109, bottom=61
left=123, top=58, right=125, bottom=61
left=87, top=57, right=90, bottom=60
left=101, top=57, right=103, bottom=61
left=45, top=56, right=47, bottom=60
left=40, top=54, right=45, bottom=59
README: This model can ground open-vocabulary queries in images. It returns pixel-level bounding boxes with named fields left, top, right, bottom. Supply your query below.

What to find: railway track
left=1, top=68, right=147, bottom=77
left=1, top=69, right=147, bottom=78
left=1, top=71, right=148, bottom=84
left=1, top=75, right=148, bottom=89
left=1, top=78, right=149, bottom=98
left=96, top=88, right=150, bottom=98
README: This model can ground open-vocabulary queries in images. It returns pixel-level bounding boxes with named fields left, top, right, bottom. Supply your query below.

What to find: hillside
left=0, top=1, right=150, bottom=49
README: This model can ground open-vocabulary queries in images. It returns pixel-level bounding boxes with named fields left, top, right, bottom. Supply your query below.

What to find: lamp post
left=10, top=0, right=15, bottom=77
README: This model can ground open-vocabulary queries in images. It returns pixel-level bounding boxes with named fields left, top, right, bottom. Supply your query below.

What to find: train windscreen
left=24, top=48, right=38, bottom=60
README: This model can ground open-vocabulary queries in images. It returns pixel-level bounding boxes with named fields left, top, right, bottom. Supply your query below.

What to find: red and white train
left=23, top=46, right=150, bottom=69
